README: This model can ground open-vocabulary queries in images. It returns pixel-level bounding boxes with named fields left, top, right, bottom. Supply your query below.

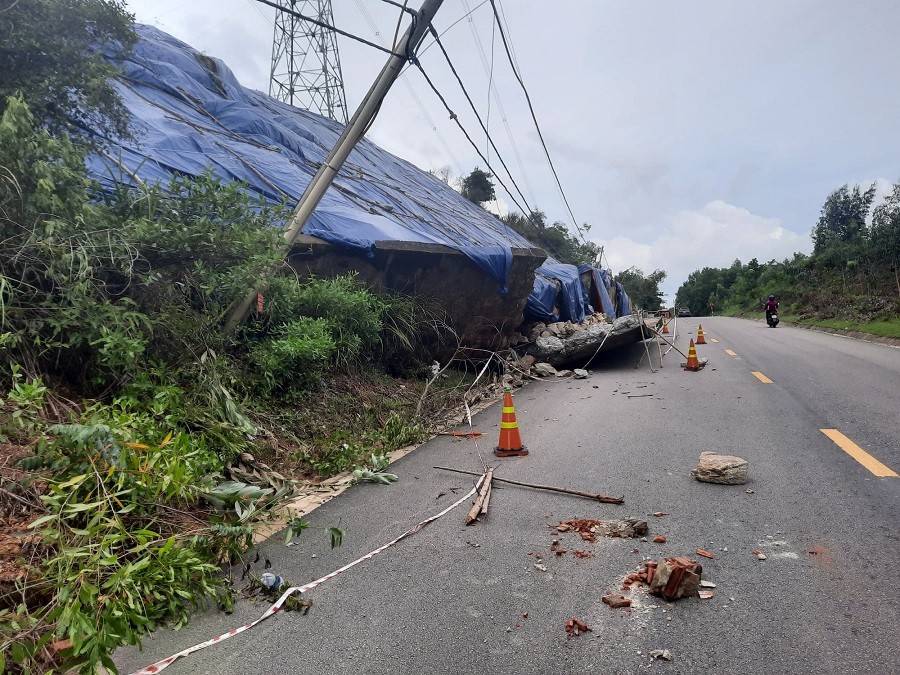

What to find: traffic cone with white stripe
left=696, top=324, right=707, bottom=344
left=684, top=339, right=701, bottom=371
left=495, top=388, right=528, bottom=457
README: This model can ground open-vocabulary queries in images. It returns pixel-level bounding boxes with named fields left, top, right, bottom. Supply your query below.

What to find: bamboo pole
left=436, top=466, right=624, bottom=505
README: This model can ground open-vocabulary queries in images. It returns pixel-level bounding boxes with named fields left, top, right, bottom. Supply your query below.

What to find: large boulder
left=525, top=314, right=647, bottom=367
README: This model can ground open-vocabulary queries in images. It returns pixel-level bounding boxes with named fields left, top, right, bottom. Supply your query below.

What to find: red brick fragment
left=602, top=593, right=632, bottom=609
left=696, top=548, right=714, bottom=559
left=565, top=617, right=592, bottom=638
left=652, top=535, right=667, bottom=544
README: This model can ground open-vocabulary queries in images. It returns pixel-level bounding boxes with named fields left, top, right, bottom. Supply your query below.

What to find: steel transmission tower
left=266, top=0, right=349, bottom=123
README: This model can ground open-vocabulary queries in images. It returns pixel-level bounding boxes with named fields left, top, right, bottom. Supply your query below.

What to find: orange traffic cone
left=661, top=320, right=670, bottom=334
left=684, top=339, right=701, bottom=371
left=495, top=388, right=528, bottom=457
left=696, top=324, right=706, bottom=344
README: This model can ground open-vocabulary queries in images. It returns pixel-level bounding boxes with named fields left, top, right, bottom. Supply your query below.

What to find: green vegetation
left=675, top=181, right=900, bottom=332
left=614, top=268, right=667, bottom=312
left=0, top=0, right=136, bottom=144
left=0, top=94, right=440, bottom=673
left=501, top=210, right=600, bottom=266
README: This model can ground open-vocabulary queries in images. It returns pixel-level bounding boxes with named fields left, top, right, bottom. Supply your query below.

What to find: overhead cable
left=460, top=0, right=536, bottom=204
left=423, top=29, right=537, bottom=219
left=352, top=0, right=465, bottom=176
left=412, top=60, right=532, bottom=219
left=255, top=0, right=404, bottom=58
left=487, top=0, right=587, bottom=243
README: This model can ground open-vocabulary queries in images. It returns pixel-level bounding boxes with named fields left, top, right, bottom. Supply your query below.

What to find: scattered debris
left=602, top=593, right=632, bottom=609
left=466, top=541, right=480, bottom=548
left=437, top=431, right=483, bottom=438
left=573, top=550, right=595, bottom=559
left=260, top=572, right=284, bottom=590
left=650, top=649, right=673, bottom=661
left=746, top=489, right=755, bottom=494
left=695, top=548, right=714, bottom=559
left=556, top=369, right=574, bottom=378
left=534, top=563, right=548, bottom=572
left=692, top=452, right=749, bottom=485
left=652, top=535, right=667, bottom=544
left=699, top=580, right=717, bottom=588
left=533, top=362, right=558, bottom=377
left=626, top=393, right=655, bottom=398
left=565, top=617, right=592, bottom=638
left=522, top=612, right=529, bottom=619
left=698, top=590, right=715, bottom=600
left=550, top=539, right=567, bottom=556
left=753, top=550, right=767, bottom=560
left=652, top=511, right=668, bottom=517
left=435, top=466, right=625, bottom=504
left=554, top=518, right=648, bottom=541
left=622, top=561, right=657, bottom=590
left=573, top=368, right=589, bottom=379
left=647, top=556, right=703, bottom=600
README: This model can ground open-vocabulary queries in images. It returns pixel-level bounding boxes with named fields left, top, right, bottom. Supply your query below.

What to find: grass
left=782, top=315, right=900, bottom=339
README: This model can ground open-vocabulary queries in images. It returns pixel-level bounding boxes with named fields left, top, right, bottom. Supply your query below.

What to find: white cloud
left=595, top=200, right=811, bottom=300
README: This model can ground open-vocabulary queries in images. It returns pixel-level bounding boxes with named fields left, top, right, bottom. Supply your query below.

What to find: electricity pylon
left=266, top=0, right=349, bottom=123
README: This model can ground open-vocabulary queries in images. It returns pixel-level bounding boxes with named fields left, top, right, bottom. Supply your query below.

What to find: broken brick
left=652, top=535, right=667, bottom=544
left=565, top=617, right=592, bottom=638
left=602, top=593, right=632, bottom=609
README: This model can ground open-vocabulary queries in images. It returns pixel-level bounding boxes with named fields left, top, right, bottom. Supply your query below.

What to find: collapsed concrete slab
left=524, top=314, right=647, bottom=367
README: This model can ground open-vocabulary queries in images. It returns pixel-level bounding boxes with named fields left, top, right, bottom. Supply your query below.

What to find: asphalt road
left=116, top=317, right=900, bottom=675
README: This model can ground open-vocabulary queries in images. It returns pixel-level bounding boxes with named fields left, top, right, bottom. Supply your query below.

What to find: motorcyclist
left=764, top=295, right=779, bottom=326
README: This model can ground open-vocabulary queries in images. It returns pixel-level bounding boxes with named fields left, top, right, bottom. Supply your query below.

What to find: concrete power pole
left=226, top=0, right=446, bottom=331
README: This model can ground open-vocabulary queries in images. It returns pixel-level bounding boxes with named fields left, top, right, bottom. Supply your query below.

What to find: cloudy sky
left=126, top=0, right=899, bottom=303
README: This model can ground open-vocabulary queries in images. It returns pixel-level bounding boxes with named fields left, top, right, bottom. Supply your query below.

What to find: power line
left=459, top=0, right=535, bottom=205
left=487, top=0, right=587, bottom=243
left=411, top=60, right=532, bottom=219
left=422, top=28, right=536, bottom=219
left=351, top=0, right=465, bottom=176
left=255, top=0, right=404, bottom=58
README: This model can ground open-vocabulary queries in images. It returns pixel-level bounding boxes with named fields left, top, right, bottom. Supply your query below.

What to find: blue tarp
left=615, top=282, right=632, bottom=317
left=578, top=263, right=615, bottom=317
left=88, top=25, right=537, bottom=291
left=524, top=259, right=589, bottom=324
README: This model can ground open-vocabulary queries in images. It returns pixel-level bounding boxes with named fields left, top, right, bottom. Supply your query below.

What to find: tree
left=871, top=179, right=900, bottom=297
left=812, top=183, right=877, bottom=254
left=461, top=167, right=495, bottom=204
left=500, top=210, right=599, bottom=266
left=0, top=0, right=136, bottom=144
left=615, top=267, right=667, bottom=312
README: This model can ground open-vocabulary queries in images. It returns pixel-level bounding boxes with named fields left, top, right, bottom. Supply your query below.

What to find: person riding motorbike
left=764, top=295, right=779, bottom=327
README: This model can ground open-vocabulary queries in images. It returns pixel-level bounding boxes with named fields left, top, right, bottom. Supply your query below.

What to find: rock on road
left=116, top=317, right=900, bottom=675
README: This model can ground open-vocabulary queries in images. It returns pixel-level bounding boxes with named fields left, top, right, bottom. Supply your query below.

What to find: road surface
left=116, top=317, right=900, bottom=675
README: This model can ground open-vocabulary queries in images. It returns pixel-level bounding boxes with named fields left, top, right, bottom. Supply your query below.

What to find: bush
left=251, top=317, right=337, bottom=395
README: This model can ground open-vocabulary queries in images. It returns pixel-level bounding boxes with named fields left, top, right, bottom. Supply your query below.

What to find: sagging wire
left=486, top=0, right=588, bottom=244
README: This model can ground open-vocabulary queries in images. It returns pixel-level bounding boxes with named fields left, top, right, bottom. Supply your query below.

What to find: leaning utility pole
left=226, top=0, right=446, bottom=331
left=266, top=0, right=349, bottom=123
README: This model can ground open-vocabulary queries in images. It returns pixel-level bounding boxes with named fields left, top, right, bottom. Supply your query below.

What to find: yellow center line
left=724, top=349, right=738, bottom=357
left=820, top=429, right=898, bottom=477
left=751, top=371, right=773, bottom=383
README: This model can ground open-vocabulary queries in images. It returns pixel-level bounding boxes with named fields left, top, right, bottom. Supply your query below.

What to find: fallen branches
left=435, top=466, right=624, bottom=505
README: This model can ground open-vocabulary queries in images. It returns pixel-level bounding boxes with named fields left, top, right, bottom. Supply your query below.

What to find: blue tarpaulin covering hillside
left=88, top=25, right=538, bottom=291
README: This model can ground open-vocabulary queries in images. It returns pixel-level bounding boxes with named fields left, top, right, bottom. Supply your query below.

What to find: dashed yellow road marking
left=724, top=349, right=738, bottom=357
left=751, top=371, right=773, bottom=383
left=710, top=338, right=719, bottom=343
left=820, top=429, right=898, bottom=477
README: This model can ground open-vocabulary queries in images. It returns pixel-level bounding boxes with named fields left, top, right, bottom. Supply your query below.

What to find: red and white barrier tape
left=131, top=477, right=483, bottom=675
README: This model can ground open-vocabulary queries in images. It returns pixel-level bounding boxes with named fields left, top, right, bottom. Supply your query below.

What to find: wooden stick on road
left=465, top=469, right=493, bottom=525
left=437, top=466, right=624, bottom=505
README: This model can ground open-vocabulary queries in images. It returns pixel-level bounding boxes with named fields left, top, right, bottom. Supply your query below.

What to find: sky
left=125, top=0, right=900, bottom=304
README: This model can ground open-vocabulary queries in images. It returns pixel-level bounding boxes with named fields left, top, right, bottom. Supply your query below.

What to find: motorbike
left=766, top=310, right=779, bottom=328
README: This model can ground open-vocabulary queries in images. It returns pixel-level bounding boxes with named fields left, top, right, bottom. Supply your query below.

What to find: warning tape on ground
left=131, top=477, right=483, bottom=675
